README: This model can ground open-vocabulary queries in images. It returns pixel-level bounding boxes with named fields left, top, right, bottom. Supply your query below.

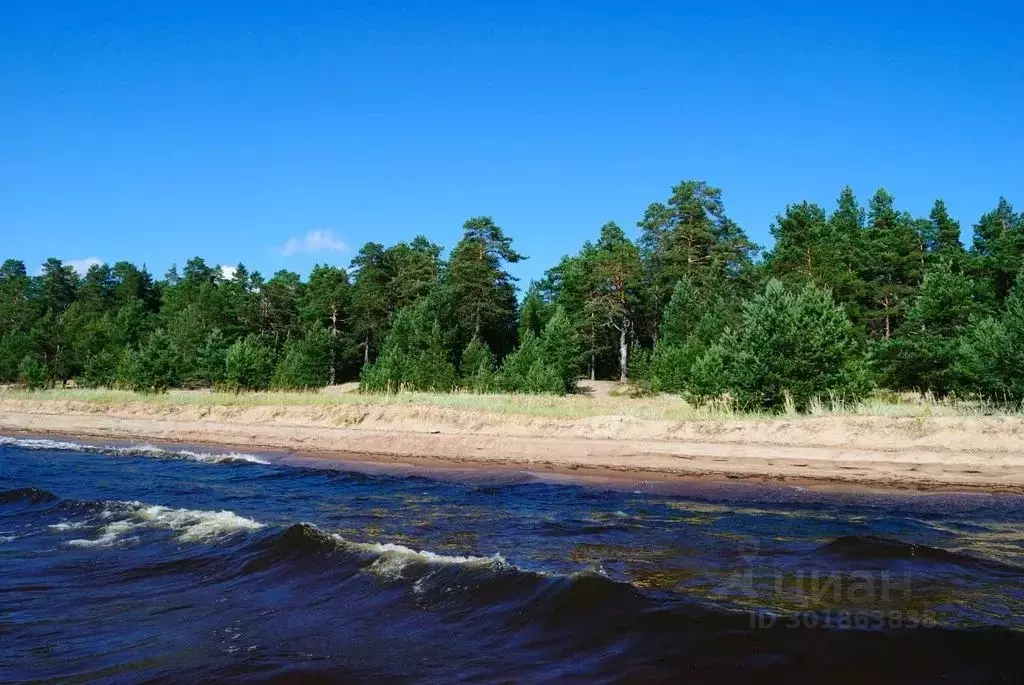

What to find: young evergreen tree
left=517, top=283, right=551, bottom=341
left=645, top=277, right=730, bottom=392
left=955, top=276, right=1024, bottom=401
left=272, top=328, right=332, bottom=390
left=360, top=299, right=456, bottom=392
left=877, top=263, right=980, bottom=394
left=224, top=335, right=277, bottom=391
left=458, top=338, right=496, bottom=393
left=497, top=307, right=581, bottom=394
left=689, top=280, right=871, bottom=411
left=117, top=330, right=181, bottom=393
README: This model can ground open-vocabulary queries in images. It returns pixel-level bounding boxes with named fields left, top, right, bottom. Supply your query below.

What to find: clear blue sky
left=2, top=1, right=1022, bottom=285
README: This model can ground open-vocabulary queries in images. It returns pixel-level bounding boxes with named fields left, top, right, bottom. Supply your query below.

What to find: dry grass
left=0, top=385, right=1018, bottom=421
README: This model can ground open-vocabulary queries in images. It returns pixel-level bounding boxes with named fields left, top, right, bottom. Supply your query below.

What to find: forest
left=2, top=180, right=1023, bottom=412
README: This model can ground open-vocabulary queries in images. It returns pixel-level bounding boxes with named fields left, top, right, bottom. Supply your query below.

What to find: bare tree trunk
left=619, top=322, right=628, bottom=383
left=364, top=336, right=370, bottom=365
left=329, top=306, right=338, bottom=385
left=590, top=352, right=595, bottom=381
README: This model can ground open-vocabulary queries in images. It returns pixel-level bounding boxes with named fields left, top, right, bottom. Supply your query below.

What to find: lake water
left=2, top=435, right=1023, bottom=683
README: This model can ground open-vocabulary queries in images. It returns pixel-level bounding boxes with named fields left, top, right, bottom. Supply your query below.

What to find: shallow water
left=2, top=435, right=1023, bottom=683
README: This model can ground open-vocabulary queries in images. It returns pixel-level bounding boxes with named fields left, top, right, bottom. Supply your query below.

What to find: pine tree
left=443, top=216, right=524, bottom=356
left=224, top=335, right=277, bottom=391
left=956, top=275, right=1024, bottom=401
left=360, top=299, right=456, bottom=392
left=824, top=186, right=867, bottom=322
left=970, top=198, right=1023, bottom=305
left=350, top=242, right=393, bottom=366
left=689, top=280, right=870, bottom=411
left=458, top=338, right=495, bottom=392
left=589, top=222, right=642, bottom=381
left=638, top=180, right=757, bottom=319
left=928, top=199, right=965, bottom=266
left=272, top=328, right=332, bottom=390
left=645, top=277, right=729, bottom=392
left=767, top=201, right=833, bottom=286
left=861, top=188, right=924, bottom=339
left=303, top=265, right=352, bottom=384
left=117, top=330, right=182, bottom=392
left=518, top=283, right=550, bottom=341
left=878, top=263, right=980, bottom=394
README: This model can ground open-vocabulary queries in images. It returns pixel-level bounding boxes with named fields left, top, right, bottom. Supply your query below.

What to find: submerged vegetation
left=2, top=180, right=1023, bottom=412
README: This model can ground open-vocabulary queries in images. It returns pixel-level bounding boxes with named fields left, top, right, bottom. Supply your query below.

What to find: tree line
left=2, top=180, right=1023, bottom=410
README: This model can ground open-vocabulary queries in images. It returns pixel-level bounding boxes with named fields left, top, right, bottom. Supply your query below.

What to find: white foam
left=48, top=520, right=89, bottom=531
left=0, top=436, right=269, bottom=465
left=331, top=533, right=505, bottom=581
left=66, top=501, right=263, bottom=547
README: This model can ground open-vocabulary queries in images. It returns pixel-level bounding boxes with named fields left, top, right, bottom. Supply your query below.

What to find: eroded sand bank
left=2, top=398, right=1024, bottom=492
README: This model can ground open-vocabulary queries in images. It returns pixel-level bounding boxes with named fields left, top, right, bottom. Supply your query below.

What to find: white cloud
left=67, top=257, right=103, bottom=276
left=219, top=264, right=237, bottom=281
left=279, top=230, right=349, bottom=257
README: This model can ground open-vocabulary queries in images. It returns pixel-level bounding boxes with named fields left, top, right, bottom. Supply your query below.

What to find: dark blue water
left=2, top=435, right=1023, bottom=683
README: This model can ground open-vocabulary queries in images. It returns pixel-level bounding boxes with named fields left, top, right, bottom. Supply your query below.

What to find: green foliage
left=117, top=330, right=181, bottom=393
left=444, top=216, right=523, bottom=356
left=458, top=339, right=496, bottom=392
left=18, top=354, right=51, bottom=390
left=360, top=300, right=456, bottom=392
left=224, top=335, right=276, bottom=391
left=195, top=329, right=229, bottom=386
left=272, top=328, right=332, bottom=390
left=876, top=263, right=980, bottom=394
left=497, top=307, right=581, bottom=394
left=0, top=182, right=1021, bottom=402
left=641, top=278, right=730, bottom=392
left=955, top=280, right=1024, bottom=401
left=689, top=280, right=871, bottom=411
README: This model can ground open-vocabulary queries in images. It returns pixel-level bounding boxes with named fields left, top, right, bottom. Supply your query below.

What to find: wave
left=241, top=522, right=507, bottom=581
left=0, top=436, right=270, bottom=465
left=817, top=535, right=1019, bottom=572
left=0, top=487, right=60, bottom=505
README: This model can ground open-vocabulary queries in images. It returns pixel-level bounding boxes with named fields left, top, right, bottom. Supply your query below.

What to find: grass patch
left=1, top=385, right=1020, bottom=421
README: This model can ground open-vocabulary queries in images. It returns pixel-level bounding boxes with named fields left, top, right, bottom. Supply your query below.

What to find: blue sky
left=2, top=1, right=1022, bottom=285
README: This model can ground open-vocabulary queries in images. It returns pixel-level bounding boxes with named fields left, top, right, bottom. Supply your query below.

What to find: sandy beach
left=3, top=396, right=1024, bottom=492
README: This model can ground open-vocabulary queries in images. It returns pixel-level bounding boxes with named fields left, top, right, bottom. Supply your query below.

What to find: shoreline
left=3, top=398, right=1024, bottom=494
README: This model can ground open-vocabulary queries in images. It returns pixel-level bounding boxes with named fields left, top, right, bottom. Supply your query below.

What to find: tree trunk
left=364, top=336, right=370, bottom=365
left=619, top=322, right=628, bottom=383
left=329, top=306, right=338, bottom=385
left=590, top=352, right=596, bottom=381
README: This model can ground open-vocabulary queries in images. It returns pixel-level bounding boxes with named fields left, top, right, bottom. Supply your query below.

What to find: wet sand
left=2, top=398, right=1024, bottom=493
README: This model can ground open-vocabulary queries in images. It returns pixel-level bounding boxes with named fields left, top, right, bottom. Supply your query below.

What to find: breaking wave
left=0, top=436, right=270, bottom=465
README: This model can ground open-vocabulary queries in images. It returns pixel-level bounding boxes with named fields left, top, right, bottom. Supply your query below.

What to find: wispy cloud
left=68, top=257, right=103, bottom=276
left=278, top=230, right=349, bottom=257
left=219, top=264, right=237, bottom=281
